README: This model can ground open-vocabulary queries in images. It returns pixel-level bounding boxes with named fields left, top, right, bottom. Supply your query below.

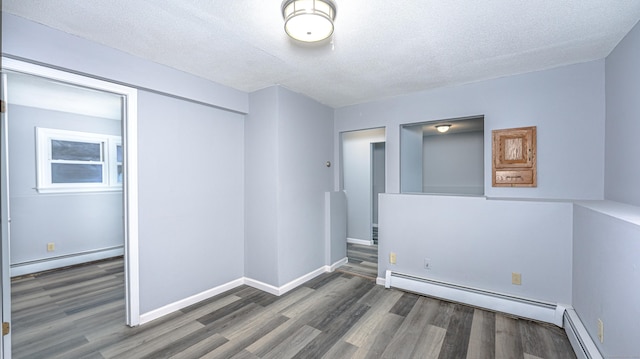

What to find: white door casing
left=0, top=58, right=141, bottom=329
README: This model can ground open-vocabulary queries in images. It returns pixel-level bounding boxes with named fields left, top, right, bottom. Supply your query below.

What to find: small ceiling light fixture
left=281, top=0, right=337, bottom=43
left=435, top=124, right=452, bottom=133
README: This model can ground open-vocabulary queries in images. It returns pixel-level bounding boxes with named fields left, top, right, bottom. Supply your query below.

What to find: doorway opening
left=339, top=128, right=385, bottom=280
left=1, top=58, right=140, bottom=356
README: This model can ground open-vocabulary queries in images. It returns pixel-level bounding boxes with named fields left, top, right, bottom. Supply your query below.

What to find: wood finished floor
left=337, top=243, right=379, bottom=280
left=12, top=258, right=576, bottom=359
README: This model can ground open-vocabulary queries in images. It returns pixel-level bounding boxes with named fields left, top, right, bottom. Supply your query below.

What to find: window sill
left=36, top=186, right=123, bottom=194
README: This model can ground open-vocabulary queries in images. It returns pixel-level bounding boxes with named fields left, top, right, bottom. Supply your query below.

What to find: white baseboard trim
left=141, top=264, right=342, bottom=326
left=139, top=277, right=244, bottom=325
left=376, top=277, right=386, bottom=286
left=385, top=270, right=566, bottom=326
left=245, top=265, right=328, bottom=296
left=326, top=257, right=348, bottom=272
left=243, top=277, right=281, bottom=296
left=11, top=246, right=124, bottom=277
left=563, top=308, right=603, bottom=359
left=347, top=237, right=374, bottom=246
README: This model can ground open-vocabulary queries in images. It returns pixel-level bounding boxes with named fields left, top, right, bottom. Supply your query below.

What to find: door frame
left=1, top=72, right=12, bottom=359
left=0, top=57, right=141, bottom=330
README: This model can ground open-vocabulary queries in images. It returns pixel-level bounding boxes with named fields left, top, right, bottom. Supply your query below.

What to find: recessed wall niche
left=400, top=116, right=484, bottom=195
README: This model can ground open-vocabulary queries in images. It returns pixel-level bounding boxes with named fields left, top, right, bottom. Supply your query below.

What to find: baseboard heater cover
left=385, top=270, right=566, bottom=326
left=11, top=246, right=124, bottom=277
left=563, top=309, right=603, bottom=359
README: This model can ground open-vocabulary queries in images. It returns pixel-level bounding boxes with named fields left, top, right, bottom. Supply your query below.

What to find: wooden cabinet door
left=492, top=126, right=536, bottom=187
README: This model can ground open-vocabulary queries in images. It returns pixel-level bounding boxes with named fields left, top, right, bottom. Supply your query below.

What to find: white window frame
left=36, top=127, right=123, bottom=193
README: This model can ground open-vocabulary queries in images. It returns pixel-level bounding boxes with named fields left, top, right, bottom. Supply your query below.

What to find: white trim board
left=384, top=270, right=567, bottom=327
left=328, top=257, right=348, bottom=272
left=140, top=258, right=349, bottom=325
left=11, top=247, right=124, bottom=277
left=347, top=237, right=374, bottom=246
left=2, top=57, right=141, bottom=327
left=139, top=278, right=244, bottom=325
left=563, top=308, right=603, bottom=359
left=244, top=259, right=346, bottom=296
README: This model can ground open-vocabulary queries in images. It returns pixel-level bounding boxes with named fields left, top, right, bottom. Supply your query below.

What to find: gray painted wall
left=8, top=104, right=123, bottom=265
left=341, top=128, right=385, bottom=241
left=244, top=87, right=280, bottom=285
left=380, top=194, right=573, bottom=304
left=137, top=91, right=245, bottom=312
left=326, top=191, right=347, bottom=266
left=605, top=18, right=640, bottom=207
left=372, top=142, right=385, bottom=225
left=245, top=86, right=333, bottom=287
left=334, top=61, right=605, bottom=333
left=568, top=19, right=640, bottom=358
left=423, top=131, right=484, bottom=195
left=335, top=60, right=606, bottom=200
left=3, top=14, right=248, bottom=315
left=275, top=87, right=334, bottom=286
left=400, top=125, right=423, bottom=193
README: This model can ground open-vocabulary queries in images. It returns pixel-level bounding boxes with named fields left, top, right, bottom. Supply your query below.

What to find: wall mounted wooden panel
left=492, top=126, right=537, bottom=187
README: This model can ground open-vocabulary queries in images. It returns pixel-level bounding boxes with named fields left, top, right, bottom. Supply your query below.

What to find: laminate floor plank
left=261, top=325, right=321, bottom=359
left=389, top=291, right=420, bottom=317
left=12, top=257, right=577, bottom=359
left=358, top=313, right=405, bottom=359
left=412, top=324, right=447, bottom=359
left=381, top=296, right=440, bottom=358
left=199, top=315, right=289, bottom=359
left=230, top=349, right=261, bottom=359
left=100, top=321, right=206, bottom=358
left=321, top=340, right=359, bottom=359
left=337, top=243, right=378, bottom=280
left=291, top=302, right=370, bottom=359
left=166, top=333, right=228, bottom=359
left=466, top=308, right=496, bottom=359
left=436, top=304, right=475, bottom=359
left=343, top=289, right=403, bottom=347
left=495, top=314, right=525, bottom=359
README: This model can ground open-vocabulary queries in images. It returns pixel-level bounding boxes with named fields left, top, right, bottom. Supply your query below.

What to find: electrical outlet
left=512, top=272, right=522, bottom=285
left=424, top=258, right=432, bottom=270
left=389, top=252, right=397, bottom=264
left=47, top=242, right=55, bottom=252
left=598, top=318, right=604, bottom=343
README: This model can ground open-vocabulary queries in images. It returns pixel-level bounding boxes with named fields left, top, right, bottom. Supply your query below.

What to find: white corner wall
left=245, top=86, right=334, bottom=289
left=572, top=203, right=640, bottom=357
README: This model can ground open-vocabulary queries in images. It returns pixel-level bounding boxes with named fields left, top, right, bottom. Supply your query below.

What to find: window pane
left=117, top=164, right=123, bottom=183
left=116, top=145, right=123, bottom=162
left=52, top=140, right=101, bottom=161
left=52, top=163, right=103, bottom=183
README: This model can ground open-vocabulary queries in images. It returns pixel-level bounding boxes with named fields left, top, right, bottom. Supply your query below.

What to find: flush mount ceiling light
left=281, top=0, right=337, bottom=43
left=435, top=124, right=452, bottom=133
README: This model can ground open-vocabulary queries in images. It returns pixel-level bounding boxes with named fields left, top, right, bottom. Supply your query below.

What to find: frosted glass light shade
left=436, top=125, right=452, bottom=133
left=282, top=0, right=337, bottom=42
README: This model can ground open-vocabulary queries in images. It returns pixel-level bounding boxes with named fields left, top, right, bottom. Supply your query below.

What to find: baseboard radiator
left=384, top=270, right=566, bottom=327
left=563, top=309, right=603, bottom=359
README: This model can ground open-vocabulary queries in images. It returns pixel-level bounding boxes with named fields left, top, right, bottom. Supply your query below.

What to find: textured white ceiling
left=4, top=1, right=640, bottom=108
